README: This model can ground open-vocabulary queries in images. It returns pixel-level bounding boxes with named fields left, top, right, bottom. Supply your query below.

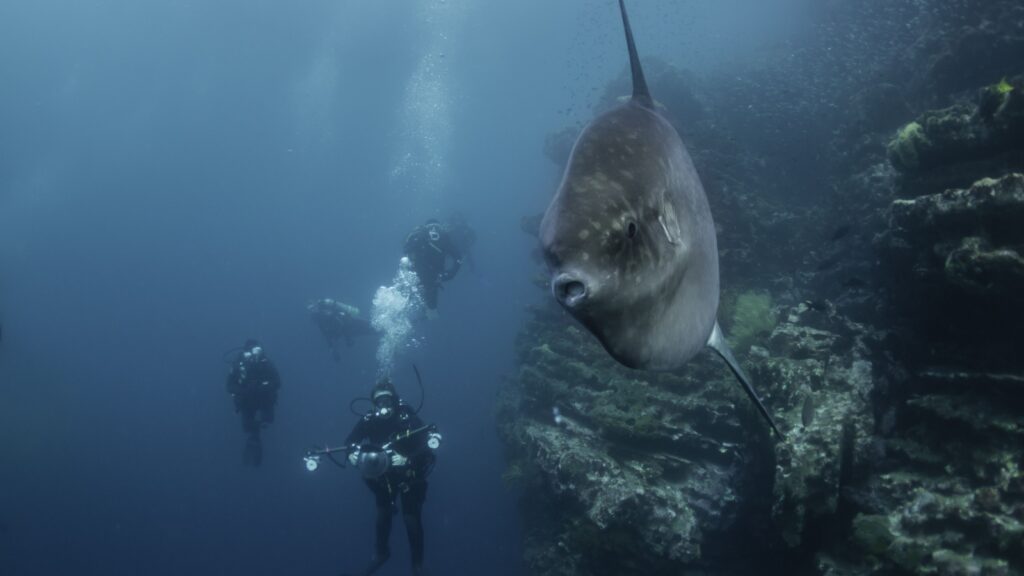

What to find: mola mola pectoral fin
left=707, top=322, right=783, bottom=437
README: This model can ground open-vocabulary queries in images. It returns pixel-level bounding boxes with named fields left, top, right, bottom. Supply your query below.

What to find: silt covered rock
left=498, top=295, right=892, bottom=575
left=887, top=75, right=1024, bottom=194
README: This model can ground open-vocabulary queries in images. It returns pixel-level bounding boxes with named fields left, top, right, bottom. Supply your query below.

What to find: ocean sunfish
left=539, top=0, right=781, bottom=436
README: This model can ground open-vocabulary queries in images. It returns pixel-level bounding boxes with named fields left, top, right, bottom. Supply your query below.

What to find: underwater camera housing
left=302, top=423, right=440, bottom=475
left=302, top=446, right=393, bottom=478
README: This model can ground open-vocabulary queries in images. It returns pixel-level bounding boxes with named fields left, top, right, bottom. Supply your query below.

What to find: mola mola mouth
left=539, top=0, right=782, bottom=437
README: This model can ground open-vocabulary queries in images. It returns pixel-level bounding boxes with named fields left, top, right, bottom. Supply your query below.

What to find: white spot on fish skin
left=578, top=229, right=590, bottom=240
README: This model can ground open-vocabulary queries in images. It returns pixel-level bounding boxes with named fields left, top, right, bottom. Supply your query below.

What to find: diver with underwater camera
left=304, top=370, right=442, bottom=576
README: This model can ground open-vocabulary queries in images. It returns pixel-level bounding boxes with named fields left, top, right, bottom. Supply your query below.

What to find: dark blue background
left=0, top=1, right=814, bottom=574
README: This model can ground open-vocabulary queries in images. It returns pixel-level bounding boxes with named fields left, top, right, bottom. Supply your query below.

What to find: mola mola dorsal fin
left=618, top=0, right=653, bottom=109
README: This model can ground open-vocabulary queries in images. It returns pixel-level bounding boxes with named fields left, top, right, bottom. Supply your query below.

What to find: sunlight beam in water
left=388, top=0, right=467, bottom=206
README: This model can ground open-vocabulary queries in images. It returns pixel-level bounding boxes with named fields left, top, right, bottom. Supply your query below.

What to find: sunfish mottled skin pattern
left=541, top=101, right=718, bottom=370
left=540, top=0, right=781, bottom=437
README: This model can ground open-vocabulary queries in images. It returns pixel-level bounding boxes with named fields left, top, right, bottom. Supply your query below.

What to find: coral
left=887, top=121, right=930, bottom=172
left=497, top=299, right=761, bottom=575
left=878, top=173, right=1024, bottom=365
left=725, top=290, right=777, bottom=353
left=849, top=449, right=1024, bottom=575
left=867, top=165, right=1024, bottom=575
left=501, top=459, right=528, bottom=487
left=760, top=302, right=879, bottom=549
left=880, top=173, right=1024, bottom=320
left=888, top=174, right=1024, bottom=233
left=511, top=55, right=1024, bottom=576
left=886, top=75, right=1024, bottom=193
left=851, top=514, right=896, bottom=557
left=497, top=295, right=896, bottom=574
left=944, top=236, right=1024, bottom=294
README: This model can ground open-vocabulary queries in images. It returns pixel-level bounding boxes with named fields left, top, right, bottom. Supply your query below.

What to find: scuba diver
left=307, top=298, right=374, bottom=361
left=403, top=219, right=463, bottom=310
left=225, top=339, right=281, bottom=467
left=305, top=376, right=441, bottom=576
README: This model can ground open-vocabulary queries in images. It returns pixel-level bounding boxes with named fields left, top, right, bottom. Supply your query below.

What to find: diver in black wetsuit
left=342, top=378, right=441, bottom=576
left=307, top=298, right=374, bottom=362
left=403, top=219, right=463, bottom=310
left=225, top=339, right=281, bottom=466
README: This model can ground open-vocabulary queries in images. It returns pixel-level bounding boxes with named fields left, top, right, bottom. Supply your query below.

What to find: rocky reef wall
left=502, top=4, right=1024, bottom=573
left=498, top=295, right=906, bottom=575
left=848, top=70, right=1024, bottom=576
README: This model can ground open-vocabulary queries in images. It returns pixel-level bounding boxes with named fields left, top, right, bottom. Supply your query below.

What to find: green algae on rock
left=498, top=295, right=894, bottom=574
left=886, top=75, right=1024, bottom=193
left=887, top=121, right=930, bottom=171
left=724, top=290, right=777, bottom=353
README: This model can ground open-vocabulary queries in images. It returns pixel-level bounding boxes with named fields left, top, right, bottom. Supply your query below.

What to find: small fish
left=801, top=395, right=815, bottom=428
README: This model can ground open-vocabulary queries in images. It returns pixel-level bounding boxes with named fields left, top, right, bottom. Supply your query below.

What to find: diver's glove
left=427, top=432, right=442, bottom=450
left=389, top=451, right=408, bottom=468
left=347, top=447, right=360, bottom=467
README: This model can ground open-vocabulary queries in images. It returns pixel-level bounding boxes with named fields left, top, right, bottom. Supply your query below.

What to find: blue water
left=0, top=1, right=815, bottom=574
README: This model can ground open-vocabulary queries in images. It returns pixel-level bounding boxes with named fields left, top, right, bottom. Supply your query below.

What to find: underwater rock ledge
left=886, top=75, right=1024, bottom=196
left=497, top=298, right=899, bottom=575
left=505, top=60, right=1024, bottom=576
left=882, top=172, right=1024, bottom=297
